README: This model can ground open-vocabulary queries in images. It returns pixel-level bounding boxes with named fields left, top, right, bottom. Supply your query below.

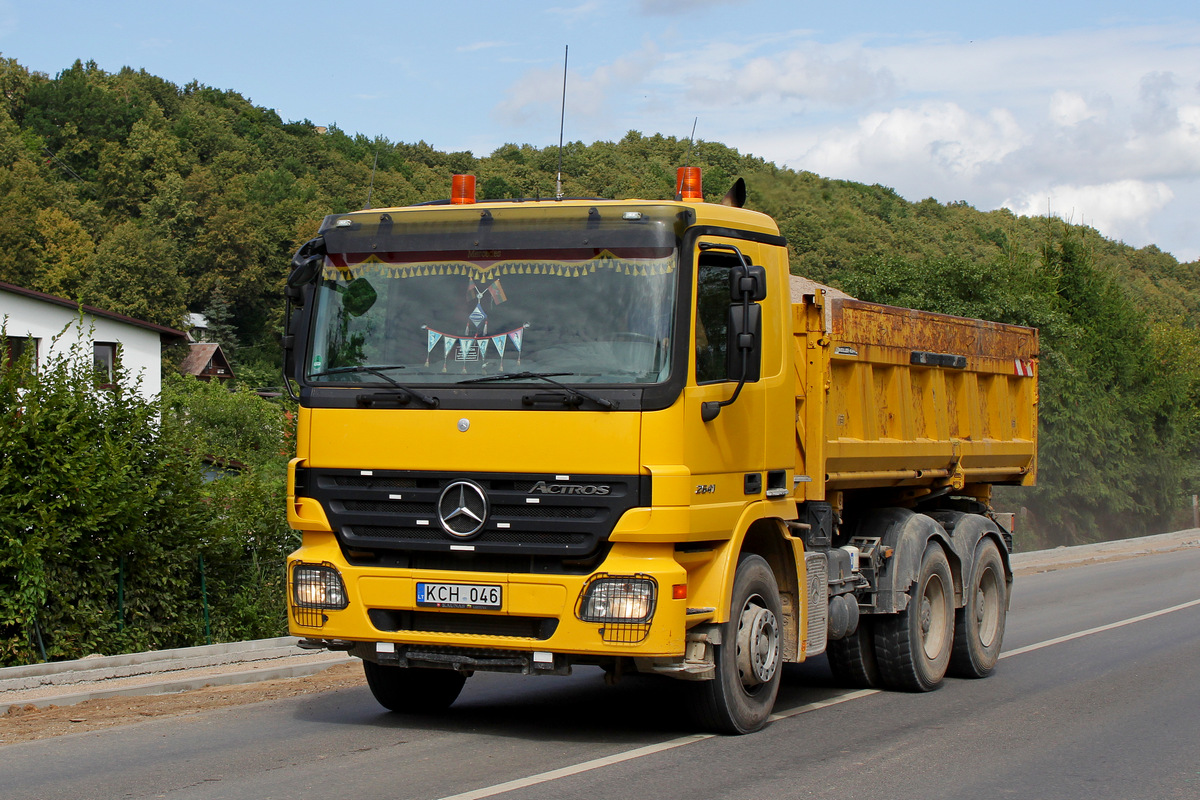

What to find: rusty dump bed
left=794, top=291, right=1039, bottom=495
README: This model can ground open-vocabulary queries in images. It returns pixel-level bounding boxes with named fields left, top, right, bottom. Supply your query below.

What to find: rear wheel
left=694, top=554, right=783, bottom=734
left=950, top=539, right=1007, bottom=678
left=826, top=617, right=881, bottom=688
left=362, top=661, right=467, bottom=713
left=875, top=542, right=954, bottom=692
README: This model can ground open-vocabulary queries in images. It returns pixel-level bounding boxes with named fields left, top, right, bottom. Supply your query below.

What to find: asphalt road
left=3, top=546, right=1199, bottom=800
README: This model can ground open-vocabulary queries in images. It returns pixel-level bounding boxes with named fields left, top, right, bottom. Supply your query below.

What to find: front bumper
left=287, top=533, right=689, bottom=661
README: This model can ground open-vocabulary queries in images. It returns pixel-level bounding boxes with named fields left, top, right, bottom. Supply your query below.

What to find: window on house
left=94, top=342, right=118, bottom=387
left=4, top=336, right=38, bottom=372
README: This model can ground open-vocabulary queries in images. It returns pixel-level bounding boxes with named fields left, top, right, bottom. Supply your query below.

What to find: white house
left=0, top=281, right=187, bottom=400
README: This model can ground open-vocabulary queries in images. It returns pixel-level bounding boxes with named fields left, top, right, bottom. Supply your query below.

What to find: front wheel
left=363, top=660, right=467, bottom=713
left=694, top=554, right=784, bottom=734
left=874, top=542, right=954, bottom=692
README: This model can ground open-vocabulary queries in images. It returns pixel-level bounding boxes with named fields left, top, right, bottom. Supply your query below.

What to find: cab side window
left=695, top=253, right=734, bottom=384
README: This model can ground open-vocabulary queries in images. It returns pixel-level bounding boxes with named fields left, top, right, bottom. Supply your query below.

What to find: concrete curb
left=2, top=655, right=352, bottom=711
left=1, top=637, right=353, bottom=712
left=1010, top=528, right=1199, bottom=572
left=0, top=636, right=302, bottom=687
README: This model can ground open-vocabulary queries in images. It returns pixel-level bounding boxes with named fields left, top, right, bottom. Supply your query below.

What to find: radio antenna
left=683, top=117, right=698, bottom=167
left=555, top=45, right=569, bottom=200
left=365, top=148, right=379, bottom=209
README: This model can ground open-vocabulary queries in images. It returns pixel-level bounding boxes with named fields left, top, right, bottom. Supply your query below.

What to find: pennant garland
left=424, top=324, right=529, bottom=370
left=322, top=251, right=676, bottom=282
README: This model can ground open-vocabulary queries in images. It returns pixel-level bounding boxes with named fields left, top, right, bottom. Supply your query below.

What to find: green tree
left=85, top=220, right=187, bottom=328
left=31, top=207, right=94, bottom=300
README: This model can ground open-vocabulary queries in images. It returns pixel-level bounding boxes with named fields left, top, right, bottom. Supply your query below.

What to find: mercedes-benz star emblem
left=437, top=480, right=489, bottom=539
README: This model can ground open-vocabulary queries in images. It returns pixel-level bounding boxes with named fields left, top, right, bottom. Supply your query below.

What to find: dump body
left=283, top=187, right=1037, bottom=732
left=796, top=291, right=1038, bottom=498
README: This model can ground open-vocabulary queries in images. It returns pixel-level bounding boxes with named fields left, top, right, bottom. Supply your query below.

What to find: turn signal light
left=676, top=167, right=702, bottom=201
left=451, top=174, right=476, bottom=204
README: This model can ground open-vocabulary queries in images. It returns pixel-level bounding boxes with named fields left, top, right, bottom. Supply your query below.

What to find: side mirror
left=725, top=302, right=762, bottom=382
left=729, top=263, right=767, bottom=302
left=287, top=237, right=326, bottom=289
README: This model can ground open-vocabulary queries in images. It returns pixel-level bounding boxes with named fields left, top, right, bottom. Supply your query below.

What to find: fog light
left=578, top=575, right=657, bottom=624
left=292, top=563, right=348, bottom=610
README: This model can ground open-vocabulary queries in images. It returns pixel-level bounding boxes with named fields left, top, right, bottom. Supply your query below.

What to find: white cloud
left=683, top=25, right=1200, bottom=256
left=546, top=1, right=603, bottom=25
left=485, top=20, right=1200, bottom=258
left=493, top=42, right=662, bottom=129
left=800, top=102, right=1026, bottom=183
left=1049, top=91, right=1102, bottom=127
left=1004, top=180, right=1175, bottom=245
left=456, top=41, right=511, bottom=54
left=686, top=47, right=896, bottom=107
left=638, top=0, right=747, bottom=14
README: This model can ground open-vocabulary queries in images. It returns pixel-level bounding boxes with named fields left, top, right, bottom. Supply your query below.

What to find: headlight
left=578, top=575, right=657, bottom=623
left=292, top=563, right=348, bottom=610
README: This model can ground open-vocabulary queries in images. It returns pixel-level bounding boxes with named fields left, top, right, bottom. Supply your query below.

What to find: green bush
left=0, top=323, right=296, bottom=665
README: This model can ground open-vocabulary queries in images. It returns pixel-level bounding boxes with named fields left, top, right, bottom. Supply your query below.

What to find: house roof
left=179, top=342, right=235, bottom=378
left=0, top=281, right=188, bottom=340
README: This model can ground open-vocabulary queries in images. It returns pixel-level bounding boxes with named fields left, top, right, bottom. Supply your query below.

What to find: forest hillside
left=2, top=56, right=1198, bottom=547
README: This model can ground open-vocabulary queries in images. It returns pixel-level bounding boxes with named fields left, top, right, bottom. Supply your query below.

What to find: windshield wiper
left=308, top=365, right=438, bottom=408
left=459, top=371, right=617, bottom=410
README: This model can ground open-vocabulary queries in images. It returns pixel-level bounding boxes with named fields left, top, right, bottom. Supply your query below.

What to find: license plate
left=416, top=582, right=502, bottom=610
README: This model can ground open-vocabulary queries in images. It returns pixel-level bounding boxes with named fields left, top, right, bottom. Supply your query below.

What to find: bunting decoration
left=491, top=334, right=507, bottom=371
left=424, top=324, right=529, bottom=371
left=442, top=334, right=458, bottom=372
left=423, top=327, right=442, bottom=367
left=323, top=250, right=676, bottom=282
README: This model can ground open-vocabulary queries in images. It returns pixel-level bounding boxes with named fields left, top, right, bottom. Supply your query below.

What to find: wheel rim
left=975, top=563, right=1002, bottom=647
left=736, top=595, right=779, bottom=688
left=918, top=572, right=949, bottom=660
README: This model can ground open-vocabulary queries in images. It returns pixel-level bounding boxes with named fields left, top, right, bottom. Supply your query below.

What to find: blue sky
left=3, top=0, right=1199, bottom=262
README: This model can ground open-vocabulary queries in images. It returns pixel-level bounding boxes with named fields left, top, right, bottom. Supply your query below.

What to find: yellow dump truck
left=282, top=170, right=1037, bottom=733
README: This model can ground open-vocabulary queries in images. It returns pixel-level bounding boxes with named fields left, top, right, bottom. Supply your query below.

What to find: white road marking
left=434, top=734, right=714, bottom=800
left=435, top=690, right=877, bottom=800
left=998, top=597, right=1200, bottom=659
left=435, top=598, right=1200, bottom=800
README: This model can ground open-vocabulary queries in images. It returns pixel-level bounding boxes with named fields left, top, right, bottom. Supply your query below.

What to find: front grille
left=355, top=526, right=588, bottom=547
left=334, top=476, right=420, bottom=489
left=341, top=500, right=437, bottom=514
left=492, top=504, right=596, bottom=520
left=368, top=608, right=558, bottom=640
left=296, top=467, right=648, bottom=559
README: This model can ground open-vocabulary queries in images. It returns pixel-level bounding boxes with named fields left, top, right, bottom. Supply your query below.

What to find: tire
left=694, top=554, right=784, bottom=734
left=826, top=617, right=881, bottom=688
left=362, top=660, right=467, bottom=713
left=949, top=539, right=1007, bottom=678
left=874, top=541, right=954, bottom=692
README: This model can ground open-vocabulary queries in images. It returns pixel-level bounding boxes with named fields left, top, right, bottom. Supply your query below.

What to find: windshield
left=305, top=207, right=680, bottom=386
